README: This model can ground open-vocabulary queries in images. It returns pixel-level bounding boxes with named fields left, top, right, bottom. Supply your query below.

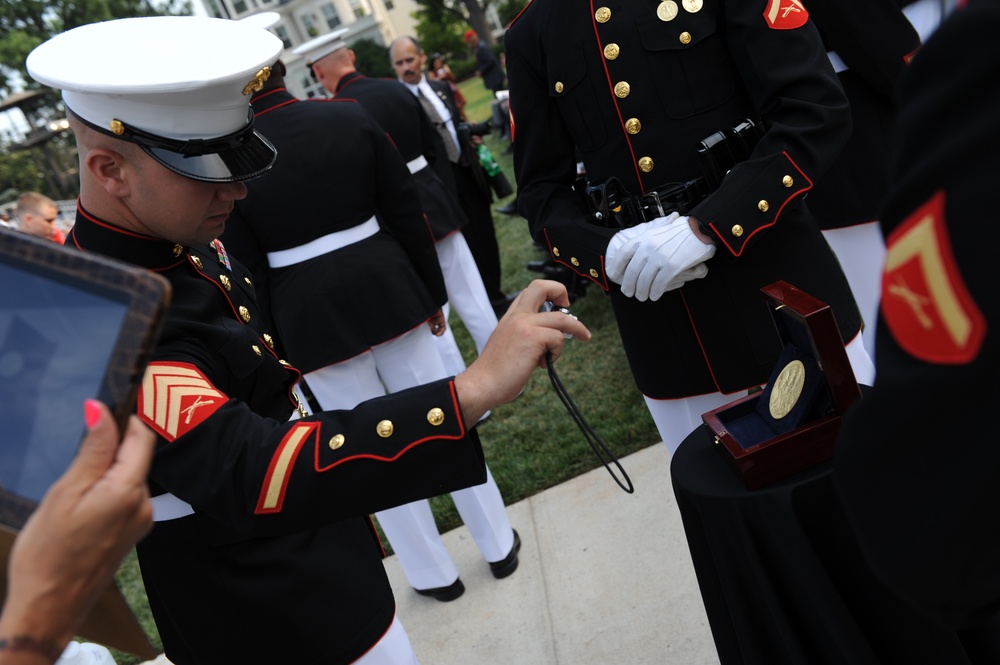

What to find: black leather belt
left=583, top=118, right=764, bottom=229
left=585, top=176, right=710, bottom=229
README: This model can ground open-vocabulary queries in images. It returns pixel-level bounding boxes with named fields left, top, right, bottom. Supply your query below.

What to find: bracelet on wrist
left=0, top=635, right=64, bottom=662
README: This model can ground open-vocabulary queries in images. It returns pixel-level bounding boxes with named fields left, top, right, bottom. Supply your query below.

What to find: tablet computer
left=0, top=226, right=169, bottom=658
left=0, top=226, right=171, bottom=530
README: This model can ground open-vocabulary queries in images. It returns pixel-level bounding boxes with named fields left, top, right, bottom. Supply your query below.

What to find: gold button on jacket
left=427, top=408, right=445, bottom=426
left=376, top=420, right=394, bottom=438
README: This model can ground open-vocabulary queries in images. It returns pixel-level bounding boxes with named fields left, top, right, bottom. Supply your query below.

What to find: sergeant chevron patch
left=763, top=0, right=808, bottom=29
left=138, top=362, right=226, bottom=441
left=882, top=191, right=986, bottom=365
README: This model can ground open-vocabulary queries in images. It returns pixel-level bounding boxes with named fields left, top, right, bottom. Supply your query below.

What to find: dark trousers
left=451, top=163, right=504, bottom=303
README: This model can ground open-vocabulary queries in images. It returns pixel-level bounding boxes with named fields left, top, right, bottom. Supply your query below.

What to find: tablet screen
left=0, top=256, right=128, bottom=504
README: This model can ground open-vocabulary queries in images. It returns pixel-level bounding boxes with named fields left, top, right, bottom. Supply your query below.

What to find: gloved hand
left=605, top=214, right=716, bottom=301
left=605, top=212, right=681, bottom=273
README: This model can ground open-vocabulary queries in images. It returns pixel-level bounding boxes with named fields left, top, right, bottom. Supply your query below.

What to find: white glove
left=605, top=212, right=681, bottom=281
left=606, top=215, right=716, bottom=302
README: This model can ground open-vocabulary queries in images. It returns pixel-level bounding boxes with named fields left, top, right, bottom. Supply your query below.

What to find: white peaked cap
left=26, top=16, right=285, bottom=182
left=239, top=12, right=282, bottom=31
left=291, top=28, right=350, bottom=66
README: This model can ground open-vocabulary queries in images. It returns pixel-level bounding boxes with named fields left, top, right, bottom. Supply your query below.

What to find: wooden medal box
left=702, top=281, right=862, bottom=490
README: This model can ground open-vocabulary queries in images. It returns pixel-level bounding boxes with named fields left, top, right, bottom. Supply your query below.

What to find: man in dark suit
left=506, top=0, right=876, bottom=456
left=835, top=0, right=1000, bottom=632
left=388, top=35, right=510, bottom=315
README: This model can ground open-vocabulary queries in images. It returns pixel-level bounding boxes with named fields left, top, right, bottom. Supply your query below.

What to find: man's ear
left=86, top=149, right=130, bottom=197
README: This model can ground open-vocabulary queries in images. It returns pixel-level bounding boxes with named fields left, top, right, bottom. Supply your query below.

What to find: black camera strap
left=545, top=351, right=634, bottom=494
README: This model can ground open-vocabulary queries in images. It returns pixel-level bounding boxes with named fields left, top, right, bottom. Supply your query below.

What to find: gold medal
left=768, top=359, right=805, bottom=420
left=657, top=0, right=679, bottom=21
left=682, top=0, right=703, bottom=13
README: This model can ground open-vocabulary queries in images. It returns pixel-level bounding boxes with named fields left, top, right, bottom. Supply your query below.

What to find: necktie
left=417, top=87, right=461, bottom=164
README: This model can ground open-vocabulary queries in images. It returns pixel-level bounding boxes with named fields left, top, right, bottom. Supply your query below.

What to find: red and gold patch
left=763, top=0, right=808, bottom=29
left=255, top=422, right=320, bottom=515
left=882, top=191, right=986, bottom=364
left=138, top=362, right=226, bottom=441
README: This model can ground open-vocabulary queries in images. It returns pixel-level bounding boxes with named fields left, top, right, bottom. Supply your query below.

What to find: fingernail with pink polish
left=84, top=399, right=102, bottom=430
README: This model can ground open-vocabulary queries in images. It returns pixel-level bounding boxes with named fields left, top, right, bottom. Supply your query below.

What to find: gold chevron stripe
left=885, top=212, right=972, bottom=348
left=257, top=423, right=317, bottom=513
left=140, top=364, right=225, bottom=437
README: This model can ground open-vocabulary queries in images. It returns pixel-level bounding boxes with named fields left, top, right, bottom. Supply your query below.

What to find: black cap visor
left=69, top=106, right=276, bottom=182
left=143, top=128, right=276, bottom=182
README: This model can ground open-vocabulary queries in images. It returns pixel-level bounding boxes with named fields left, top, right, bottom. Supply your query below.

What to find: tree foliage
left=0, top=0, right=192, bottom=96
left=495, top=0, right=528, bottom=27
left=352, top=38, right=393, bottom=80
left=1, top=0, right=191, bottom=199
left=412, top=0, right=495, bottom=47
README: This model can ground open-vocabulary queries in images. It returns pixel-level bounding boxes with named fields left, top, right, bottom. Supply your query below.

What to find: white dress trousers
left=433, top=229, right=499, bottom=359
left=822, top=222, right=886, bottom=362
left=304, top=324, right=514, bottom=590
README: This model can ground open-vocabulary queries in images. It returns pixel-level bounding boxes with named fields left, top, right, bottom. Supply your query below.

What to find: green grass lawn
left=108, top=78, right=660, bottom=664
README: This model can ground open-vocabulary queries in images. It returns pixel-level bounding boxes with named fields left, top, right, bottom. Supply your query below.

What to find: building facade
left=197, top=0, right=503, bottom=100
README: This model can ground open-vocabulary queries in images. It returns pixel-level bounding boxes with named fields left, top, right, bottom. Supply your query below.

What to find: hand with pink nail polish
left=0, top=401, right=155, bottom=660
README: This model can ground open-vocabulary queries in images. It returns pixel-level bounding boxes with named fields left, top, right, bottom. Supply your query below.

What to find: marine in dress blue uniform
left=806, top=0, right=922, bottom=360
left=505, top=0, right=872, bottom=452
left=25, top=16, right=559, bottom=663
left=294, top=32, right=507, bottom=310
left=280, top=34, right=518, bottom=598
left=835, top=0, right=1000, bottom=633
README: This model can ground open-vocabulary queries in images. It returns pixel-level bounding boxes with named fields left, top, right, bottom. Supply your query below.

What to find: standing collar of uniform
left=251, top=87, right=297, bottom=116
left=67, top=203, right=189, bottom=272
left=335, top=70, right=364, bottom=94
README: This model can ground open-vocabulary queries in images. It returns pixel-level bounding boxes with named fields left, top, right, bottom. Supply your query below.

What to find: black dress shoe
left=495, top=201, right=518, bottom=215
left=489, top=530, right=521, bottom=579
left=414, top=578, right=465, bottom=602
left=491, top=291, right=521, bottom=317
left=526, top=259, right=549, bottom=272
left=542, top=264, right=572, bottom=281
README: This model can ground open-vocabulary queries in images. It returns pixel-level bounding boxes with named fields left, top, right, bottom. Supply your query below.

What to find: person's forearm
left=0, top=612, right=66, bottom=665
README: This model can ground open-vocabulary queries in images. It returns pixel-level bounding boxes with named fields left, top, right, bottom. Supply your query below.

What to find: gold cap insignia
left=243, top=66, right=272, bottom=96
left=110, top=119, right=125, bottom=135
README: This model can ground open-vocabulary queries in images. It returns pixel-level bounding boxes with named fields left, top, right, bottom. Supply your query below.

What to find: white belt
left=267, top=217, right=379, bottom=268
left=151, top=492, right=195, bottom=522
left=406, top=155, right=428, bottom=174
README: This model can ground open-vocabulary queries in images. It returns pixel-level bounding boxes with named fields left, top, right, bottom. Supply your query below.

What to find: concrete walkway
left=384, top=444, right=721, bottom=665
